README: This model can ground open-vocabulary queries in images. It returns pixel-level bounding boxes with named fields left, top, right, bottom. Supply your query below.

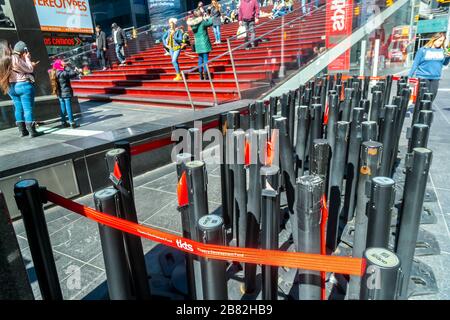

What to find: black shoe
left=70, top=122, right=79, bottom=129
left=203, top=72, right=209, bottom=81
left=17, top=122, right=29, bottom=137
left=61, top=122, right=70, bottom=128
left=199, top=71, right=204, bottom=80
left=25, top=122, right=42, bottom=138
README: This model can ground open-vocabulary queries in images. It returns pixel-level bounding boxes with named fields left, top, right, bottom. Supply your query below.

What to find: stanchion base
left=407, top=259, right=439, bottom=298
left=340, top=222, right=440, bottom=256
left=391, top=206, right=437, bottom=225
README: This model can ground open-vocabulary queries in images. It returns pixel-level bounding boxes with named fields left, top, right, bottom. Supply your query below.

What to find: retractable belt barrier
left=45, top=190, right=365, bottom=276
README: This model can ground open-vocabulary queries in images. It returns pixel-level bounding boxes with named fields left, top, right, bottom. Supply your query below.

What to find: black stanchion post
left=360, top=248, right=402, bottom=300
left=186, top=160, right=209, bottom=299
left=14, top=179, right=62, bottom=300
left=249, top=103, right=257, bottom=129
left=361, top=121, right=378, bottom=142
left=188, top=127, right=201, bottom=161
left=261, top=165, right=281, bottom=300
left=296, top=175, right=324, bottom=300
left=363, top=76, right=370, bottom=99
left=256, top=101, right=266, bottom=130
left=359, top=99, right=370, bottom=120
left=343, top=108, right=364, bottom=223
left=244, top=129, right=266, bottom=294
left=396, top=148, right=433, bottom=300
left=231, top=130, right=247, bottom=248
left=369, top=91, right=383, bottom=127
left=326, top=121, right=350, bottom=251
left=347, top=141, right=383, bottom=300
left=94, top=187, right=133, bottom=300
left=295, top=105, right=310, bottom=178
left=1, top=190, right=34, bottom=300
left=383, top=75, right=393, bottom=106
left=407, top=124, right=430, bottom=153
left=219, top=113, right=231, bottom=230
left=326, top=92, right=339, bottom=154
left=105, top=148, right=151, bottom=299
left=418, top=110, right=434, bottom=127
left=274, top=118, right=297, bottom=247
left=287, top=91, right=297, bottom=146
left=176, top=153, right=196, bottom=299
left=197, top=215, right=228, bottom=300
left=366, top=177, right=396, bottom=249
left=309, top=104, right=323, bottom=159
left=311, top=139, right=331, bottom=192
left=341, top=88, right=355, bottom=122
left=379, top=105, right=399, bottom=177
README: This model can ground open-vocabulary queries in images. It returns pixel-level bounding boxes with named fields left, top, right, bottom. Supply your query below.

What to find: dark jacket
left=95, top=30, right=108, bottom=50
left=113, top=27, right=127, bottom=46
left=210, top=6, right=222, bottom=26
left=56, top=67, right=79, bottom=99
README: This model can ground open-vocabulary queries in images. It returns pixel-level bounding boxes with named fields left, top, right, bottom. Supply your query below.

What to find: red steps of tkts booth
left=74, top=7, right=326, bottom=108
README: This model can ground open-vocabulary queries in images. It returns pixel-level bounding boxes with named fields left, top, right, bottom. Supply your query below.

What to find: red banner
left=325, top=0, right=354, bottom=72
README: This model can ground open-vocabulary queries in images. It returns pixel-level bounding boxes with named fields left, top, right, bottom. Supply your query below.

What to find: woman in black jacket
left=51, top=59, right=81, bottom=128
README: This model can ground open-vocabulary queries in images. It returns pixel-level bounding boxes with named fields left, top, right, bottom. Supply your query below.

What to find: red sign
left=44, top=36, right=82, bottom=47
left=325, top=0, right=354, bottom=72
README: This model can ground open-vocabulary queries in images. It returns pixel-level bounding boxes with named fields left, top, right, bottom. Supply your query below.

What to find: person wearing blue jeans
left=198, top=52, right=209, bottom=77
left=9, top=81, right=35, bottom=126
left=211, top=0, right=222, bottom=44
left=162, top=18, right=184, bottom=81
left=112, top=23, right=127, bottom=66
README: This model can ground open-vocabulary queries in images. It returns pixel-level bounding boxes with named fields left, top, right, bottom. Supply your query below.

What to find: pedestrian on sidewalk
left=187, top=9, right=213, bottom=80
left=409, top=32, right=450, bottom=103
left=162, top=18, right=184, bottom=81
left=238, top=0, right=259, bottom=50
left=95, top=25, right=109, bottom=70
left=210, top=0, right=222, bottom=44
left=49, top=59, right=81, bottom=128
left=1, top=40, right=40, bottom=137
left=111, top=22, right=127, bottom=66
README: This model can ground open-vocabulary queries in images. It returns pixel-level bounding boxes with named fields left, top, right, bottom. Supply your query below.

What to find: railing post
left=14, top=179, right=63, bottom=300
left=181, top=71, right=195, bottom=110
left=205, top=62, right=218, bottom=106
left=227, top=38, right=242, bottom=99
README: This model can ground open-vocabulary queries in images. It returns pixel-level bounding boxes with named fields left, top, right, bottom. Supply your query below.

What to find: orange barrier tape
left=45, top=190, right=366, bottom=276
left=320, top=194, right=329, bottom=300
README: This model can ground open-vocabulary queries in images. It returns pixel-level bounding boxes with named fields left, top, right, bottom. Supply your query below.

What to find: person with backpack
left=187, top=9, right=213, bottom=80
left=162, top=18, right=184, bottom=81
left=50, top=59, right=81, bottom=128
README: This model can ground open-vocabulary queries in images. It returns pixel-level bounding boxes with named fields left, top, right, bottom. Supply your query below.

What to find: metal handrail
left=180, top=3, right=325, bottom=107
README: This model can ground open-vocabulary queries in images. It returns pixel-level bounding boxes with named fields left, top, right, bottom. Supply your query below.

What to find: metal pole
left=288, top=91, right=297, bottom=146
left=347, top=141, right=383, bottom=300
left=310, top=139, right=331, bottom=186
left=188, top=127, right=201, bottom=161
left=396, top=148, right=433, bottom=300
left=14, top=179, right=62, bottom=300
left=0, top=190, right=34, bottom=300
left=232, top=130, right=247, bottom=248
left=186, top=160, right=209, bottom=299
left=359, top=100, right=370, bottom=120
left=379, top=105, right=399, bottom=177
left=309, top=104, right=323, bottom=159
left=326, top=121, right=350, bottom=251
left=366, top=177, right=396, bottom=249
left=383, top=75, right=393, bottom=106
left=369, top=91, right=383, bottom=126
left=417, top=110, right=434, bottom=127
left=295, top=105, right=310, bottom=178
left=256, top=101, right=266, bottom=131
left=326, top=92, right=339, bottom=154
left=249, top=103, right=257, bottom=129
left=360, top=248, right=402, bottom=300
left=359, top=40, right=367, bottom=77
left=341, top=88, right=355, bottom=122
left=94, top=187, right=133, bottom=300
left=407, top=124, right=430, bottom=153
left=244, top=129, right=266, bottom=294
left=176, top=153, right=196, bottom=300
left=413, top=100, right=432, bottom=125
left=227, top=38, right=242, bottom=99
left=274, top=118, right=297, bottom=247
left=261, top=165, right=281, bottom=300
left=105, top=148, right=151, bottom=299
left=296, top=175, right=324, bottom=300
left=205, top=63, right=218, bottom=106
left=197, top=214, right=228, bottom=300
left=344, top=108, right=365, bottom=223
left=361, top=121, right=378, bottom=142
left=181, top=71, right=195, bottom=110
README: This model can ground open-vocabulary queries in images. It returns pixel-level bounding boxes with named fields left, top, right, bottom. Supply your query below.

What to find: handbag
left=236, top=25, right=247, bottom=39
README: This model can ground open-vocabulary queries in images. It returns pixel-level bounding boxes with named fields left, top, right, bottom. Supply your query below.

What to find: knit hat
left=13, top=41, right=27, bottom=54
left=52, top=59, right=65, bottom=71
left=169, top=18, right=178, bottom=25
